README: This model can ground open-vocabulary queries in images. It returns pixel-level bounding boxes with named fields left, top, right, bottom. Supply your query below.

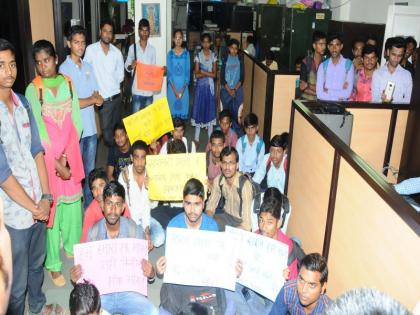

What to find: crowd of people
left=0, top=14, right=418, bottom=315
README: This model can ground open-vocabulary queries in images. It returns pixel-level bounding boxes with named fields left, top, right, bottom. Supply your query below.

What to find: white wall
left=332, top=0, right=420, bottom=24
left=135, top=0, right=171, bottom=98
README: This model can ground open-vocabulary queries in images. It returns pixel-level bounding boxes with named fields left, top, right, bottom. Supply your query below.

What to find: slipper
left=48, top=271, right=66, bottom=287
left=55, top=304, right=66, bottom=315
left=41, top=304, right=54, bottom=315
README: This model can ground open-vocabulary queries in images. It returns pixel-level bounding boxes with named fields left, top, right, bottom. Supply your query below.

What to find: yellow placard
left=146, top=153, right=207, bottom=201
left=123, top=97, right=174, bottom=145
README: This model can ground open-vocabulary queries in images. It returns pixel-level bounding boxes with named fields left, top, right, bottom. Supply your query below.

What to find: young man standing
left=60, top=25, right=104, bottom=209
left=351, top=38, right=365, bottom=72
left=206, top=147, right=254, bottom=231
left=84, top=20, right=124, bottom=147
left=316, top=33, right=354, bottom=101
left=118, top=140, right=165, bottom=248
left=125, top=18, right=157, bottom=113
left=300, top=31, right=326, bottom=101
left=350, top=45, right=378, bottom=102
left=70, top=181, right=158, bottom=315
left=269, top=253, right=331, bottom=315
left=372, top=37, right=413, bottom=104
left=0, top=38, right=52, bottom=315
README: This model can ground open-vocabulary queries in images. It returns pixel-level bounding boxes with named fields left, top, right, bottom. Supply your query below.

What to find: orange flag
left=136, top=62, right=164, bottom=92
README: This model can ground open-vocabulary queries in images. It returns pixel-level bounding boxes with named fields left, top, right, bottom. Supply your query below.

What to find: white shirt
left=236, top=135, right=265, bottom=173
left=371, top=64, right=412, bottom=103
left=125, top=42, right=156, bottom=97
left=84, top=41, right=125, bottom=98
left=253, top=153, right=286, bottom=194
left=118, top=165, right=151, bottom=228
left=160, top=137, right=196, bottom=154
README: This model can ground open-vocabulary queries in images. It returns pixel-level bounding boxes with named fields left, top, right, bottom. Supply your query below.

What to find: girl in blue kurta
left=220, top=38, right=244, bottom=136
left=191, top=33, right=217, bottom=143
left=167, top=29, right=190, bottom=119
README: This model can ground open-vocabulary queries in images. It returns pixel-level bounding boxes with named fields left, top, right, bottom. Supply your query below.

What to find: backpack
left=89, top=219, right=137, bottom=241
left=215, top=173, right=261, bottom=218
left=240, top=136, right=264, bottom=156
left=260, top=156, right=288, bottom=191
left=32, top=74, right=74, bottom=106
left=160, top=283, right=227, bottom=315
left=322, top=57, right=352, bottom=90
left=252, top=192, right=291, bottom=229
left=288, top=239, right=306, bottom=268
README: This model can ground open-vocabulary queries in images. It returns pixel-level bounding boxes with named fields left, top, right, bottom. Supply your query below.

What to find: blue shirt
left=168, top=213, right=219, bottom=231
left=269, top=279, right=330, bottom=315
left=253, top=153, right=286, bottom=193
left=60, top=56, right=99, bottom=138
left=236, top=135, right=265, bottom=174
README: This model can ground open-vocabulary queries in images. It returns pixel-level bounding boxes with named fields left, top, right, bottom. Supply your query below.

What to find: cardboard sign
left=74, top=238, right=148, bottom=296
left=137, top=62, right=164, bottom=92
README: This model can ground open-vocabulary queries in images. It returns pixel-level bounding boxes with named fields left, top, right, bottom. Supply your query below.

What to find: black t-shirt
left=107, top=146, right=132, bottom=179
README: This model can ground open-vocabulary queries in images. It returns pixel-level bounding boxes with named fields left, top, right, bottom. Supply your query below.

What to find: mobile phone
left=384, top=81, right=395, bottom=102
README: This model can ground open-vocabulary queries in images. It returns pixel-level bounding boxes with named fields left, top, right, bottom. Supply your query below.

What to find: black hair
left=270, top=132, right=289, bottom=149
left=362, top=44, right=377, bottom=58
left=100, top=19, right=114, bottom=31
left=103, top=181, right=125, bottom=201
left=300, top=253, right=328, bottom=284
left=68, top=25, right=87, bottom=42
left=263, top=187, right=283, bottom=203
left=265, top=50, right=275, bottom=61
left=259, top=197, right=282, bottom=220
left=138, top=18, right=150, bottom=30
left=219, top=109, right=233, bottom=122
left=228, top=38, right=240, bottom=48
left=177, top=302, right=209, bottom=315
left=351, top=38, right=365, bottom=50
left=69, top=282, right=101, bottom=315
left=167, top=139, right=186, bottom=154
left=295, top=56, right=304, bottom=65
left=220, top=146, right=239, bottom=162
left=210, top=130, right=225, bottom=144
left=405, top=36, right=417, bottom=48
left=0, top=38, right=16, bottom=56
left=173, top=29, right=183, bottom=38
left=246, top=35, right=254, bottom=44
left=88, top=168, right=108, bottom=191
left=385, top=37, right=394, bottom=51
left=183, top=178, right=205, bottom=199
left=243, top=112, right=258, bottom=128
left=327, top=33, right=342, bottom=45
left=366, top=34, right=378, bottom=44
left=201, top=33, right=212, bottom=42
left=32, top=40, right=57, bottom=60
left=131, top=140, right=148, bottom=155
left=312, top=30, right=326, bottom=44
left=173, top=117, right=186, bottom=129
left=389, top=36, right=406, bottom=50
left=113, top=121, right=126, bottom=135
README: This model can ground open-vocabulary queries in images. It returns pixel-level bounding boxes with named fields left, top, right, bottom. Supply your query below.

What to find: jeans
left=149, top=217, right=165, bottom=248
left=132, top=95, right=153, bottom=113
left=80, top=134, right=97, bottom=209
left=6, top=222, right=46, bottom=315
left=101, top=291, right=158, bottom=315
left=230, top=283, right=273, bottom=315
left=99, top=95, right=122, bottom=147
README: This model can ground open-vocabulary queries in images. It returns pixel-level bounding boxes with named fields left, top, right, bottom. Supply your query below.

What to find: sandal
left=55, top=304, right=66, bottom=315
left=48, top=271, right=66, bottom=287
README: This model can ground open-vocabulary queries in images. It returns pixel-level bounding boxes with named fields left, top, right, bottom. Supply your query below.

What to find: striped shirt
left=269, top=279, right=331, bottom=315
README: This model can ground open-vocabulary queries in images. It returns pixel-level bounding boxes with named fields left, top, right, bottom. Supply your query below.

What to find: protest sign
left=123, top=97, right=174, bottom=145
left=164, top=228, right=237, bottom=291
left=146, top=153, right=206, bottom=201
left=226, top=226, right=289, bottom=301
left=74, top=238, right=148, bottom=296
left=136, top=62, right=164, bottom=92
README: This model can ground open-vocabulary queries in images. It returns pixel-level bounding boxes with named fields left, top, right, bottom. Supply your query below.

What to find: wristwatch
left=41, top=193, right=54, bottom=204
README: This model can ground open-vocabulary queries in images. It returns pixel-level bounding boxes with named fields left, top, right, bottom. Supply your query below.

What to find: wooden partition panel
left=252, top=65, right=267, bottom=136
left=286, top=111, right=334, bottom=254
left=29, top=0, right=55, bottom=44
left=271, top=74, right=298, bottom=137
left=328, top=159, right=420, bottom=308
left=348, top=108, right=391, bottom=172
left=243, top=54, right=254, bottom=115
left=388, top=110, right=408, bottom=183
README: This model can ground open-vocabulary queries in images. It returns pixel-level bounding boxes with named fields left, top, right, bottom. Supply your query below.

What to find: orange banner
left=136, top=62, right=164, bottom=92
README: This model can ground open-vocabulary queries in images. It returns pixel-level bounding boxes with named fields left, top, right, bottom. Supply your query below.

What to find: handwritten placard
left=123, top=97, right=174, bottom=145
left=74, top=238, right=148, bottom=296
left=164, top=227, right=237, bottom=290
left=226, top=226, right=289, bottom=301
left=146, top=153, right=206, bottom=201
left=137, top=62, right=164, bottom=92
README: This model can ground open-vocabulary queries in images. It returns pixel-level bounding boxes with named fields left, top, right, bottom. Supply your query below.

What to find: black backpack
left=160, top=283, right=226, bottom=315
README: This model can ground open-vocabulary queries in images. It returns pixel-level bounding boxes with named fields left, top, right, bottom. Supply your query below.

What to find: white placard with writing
left=164, top=227, right=237, bottom=291
left=226, top=226, right=289, bottom=301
